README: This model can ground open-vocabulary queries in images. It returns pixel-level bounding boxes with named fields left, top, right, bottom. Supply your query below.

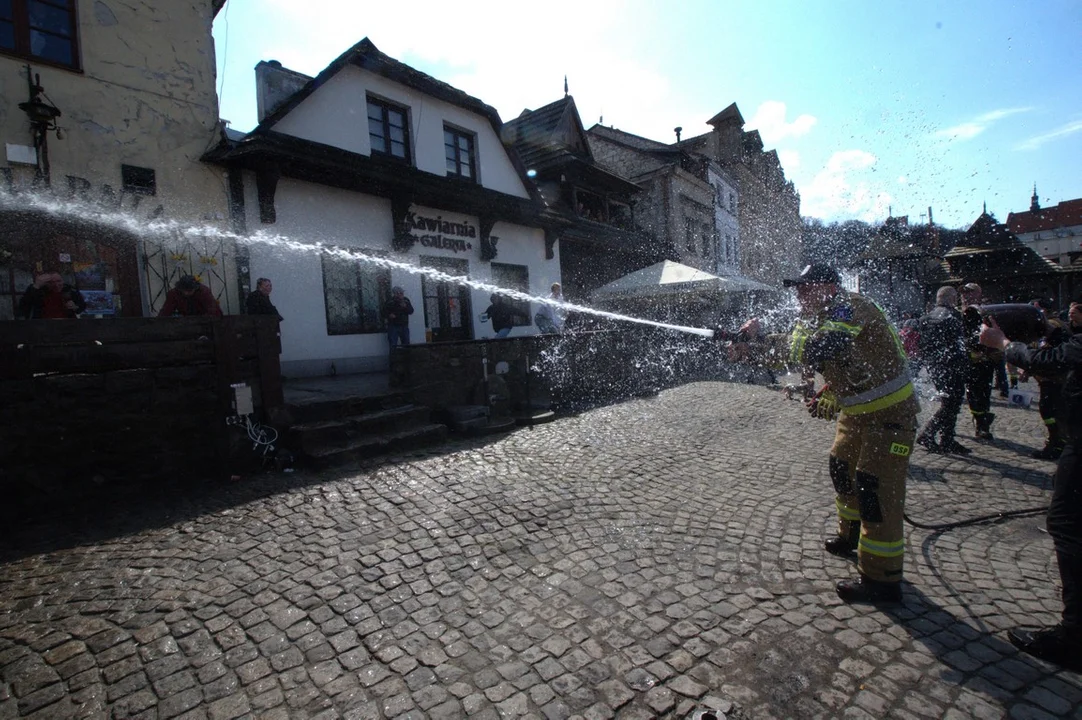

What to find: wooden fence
left=0, top=316, right=283, bottom=489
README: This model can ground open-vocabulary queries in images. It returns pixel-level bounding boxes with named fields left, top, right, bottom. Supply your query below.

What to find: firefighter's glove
left=806, top=390, right=839, bottom=421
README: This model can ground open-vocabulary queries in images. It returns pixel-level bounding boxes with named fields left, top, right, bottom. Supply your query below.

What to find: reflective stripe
left=840, top=382, right=914, bottom=416
left=821, top=320, right=862, bottom=336
left=839, top=373, right=912, bottom=408
left=790, top=325, right=809, bottom=365
left=859, top=536, right=905, bottom=558
left=836, top=498, right=861, bottom=521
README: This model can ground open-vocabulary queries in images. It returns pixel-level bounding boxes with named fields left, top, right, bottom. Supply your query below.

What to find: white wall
left=243, top=176, right=394, bottom=374
left=244, top=179, right=559, bottom=376
left=272, top=66, right=530, bottom=199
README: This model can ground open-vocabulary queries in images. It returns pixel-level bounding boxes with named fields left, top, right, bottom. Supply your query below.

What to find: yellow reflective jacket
left=780, top=292, right=918, bottom=418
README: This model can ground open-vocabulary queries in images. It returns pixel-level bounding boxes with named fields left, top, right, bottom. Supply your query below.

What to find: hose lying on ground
left=903, top=506, right=1048, bottom=531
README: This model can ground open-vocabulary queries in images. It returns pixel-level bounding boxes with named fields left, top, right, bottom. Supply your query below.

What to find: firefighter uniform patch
left=890, top=442, right=911, bottom=457
left=830, top=306, right=854, bottom=321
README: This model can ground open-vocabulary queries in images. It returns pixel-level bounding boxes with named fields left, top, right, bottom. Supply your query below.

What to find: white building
left=1007, top=188, right=1082, bottom=266
left=206, top=39, right=558, bottom=377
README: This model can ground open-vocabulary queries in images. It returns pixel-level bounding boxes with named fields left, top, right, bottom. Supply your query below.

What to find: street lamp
left=17, top=65, right=63, bottom=184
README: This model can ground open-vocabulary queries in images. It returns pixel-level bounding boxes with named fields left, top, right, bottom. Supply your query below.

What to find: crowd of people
left=21, top=271, right=567, bottom=351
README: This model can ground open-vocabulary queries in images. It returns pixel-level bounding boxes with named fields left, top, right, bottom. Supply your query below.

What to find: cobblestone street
left=1, top=380, right=1080, bottom=719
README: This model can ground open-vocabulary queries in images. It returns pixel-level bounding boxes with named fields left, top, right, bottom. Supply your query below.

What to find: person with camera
left=978, top=301, right=1082, bottom=672
left=734, top=264, right=918, bottom=604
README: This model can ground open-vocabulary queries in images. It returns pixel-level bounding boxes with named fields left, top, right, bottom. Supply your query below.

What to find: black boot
left=1008, top=625, right=1082, bottom=672
left=1032, top=442, right=1065, bottom=460
left=1032, top=426, right=1064, bottom=460
left=916, top=432, right=941, bottom=452
left=836, top=575, right=902, bottom=604
left=974, top=413, right=995, bottom=440
left=825, top=524, right=860, bottom=558
left=941, top=437, right=972, bottom=455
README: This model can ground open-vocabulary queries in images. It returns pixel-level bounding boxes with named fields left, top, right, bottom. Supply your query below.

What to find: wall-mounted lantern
left=17, top=65, right=63, bottom=184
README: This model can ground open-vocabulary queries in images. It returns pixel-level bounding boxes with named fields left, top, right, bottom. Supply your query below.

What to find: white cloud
left=897, top=175, right=909, bottom=185
left=777, top=149, right=800, bottom=170
left=745, top=101, right=817, bottom=144
left=799, top=150, right=892, bottom=222
left=935, top=107, right=1032, bottom=141
left=1016, top=119, right=1082, bottom=150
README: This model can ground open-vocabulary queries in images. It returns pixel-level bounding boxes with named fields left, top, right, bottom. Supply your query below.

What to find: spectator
left=1029, top=299, right=1070, bottom=460
left=483, top=294, right=515, bottom=338
left=960, top=282, right=998, bottom=439
left=382, top=286, right=414, bottom=349
left=246, top=277, right=283, bottom=322
left=18, top=271, right=86, bottom=319
left=916, top=286, right=970, bottom=454
left=158, top=275, right=223, bottom=317
left=978, top=300, right=1082, bottom=673
left=534, top=282, right=565, bottom=334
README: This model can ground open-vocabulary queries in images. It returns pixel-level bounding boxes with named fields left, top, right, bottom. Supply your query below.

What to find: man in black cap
left=736, top=264, right=918, bottom=604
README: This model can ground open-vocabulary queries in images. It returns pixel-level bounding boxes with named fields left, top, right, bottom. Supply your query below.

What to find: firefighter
left=1029, top=299, right=1069, bottom=460
left=960, top=282, right=999, bottom=439
left=736, top=264, right=918, bottom=604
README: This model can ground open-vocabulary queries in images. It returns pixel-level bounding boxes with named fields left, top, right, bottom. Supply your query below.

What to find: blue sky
left=213, top=0, right=1082, bottom=230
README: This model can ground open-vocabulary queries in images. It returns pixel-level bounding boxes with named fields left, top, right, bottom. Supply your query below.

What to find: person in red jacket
left=158, top=275, right=223, bottom=317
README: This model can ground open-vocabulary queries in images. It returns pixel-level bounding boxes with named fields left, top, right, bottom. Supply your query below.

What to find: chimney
left=255, top=60, right=312, bottom=122
left=674, top=126, right=682, bottom=143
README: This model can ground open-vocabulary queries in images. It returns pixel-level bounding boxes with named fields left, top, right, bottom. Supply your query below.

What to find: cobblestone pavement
left=2, top=380, right=1080, bottom=720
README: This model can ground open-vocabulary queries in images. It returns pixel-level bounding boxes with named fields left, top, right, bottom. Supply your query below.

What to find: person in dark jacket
left=1029, top=299, right=1068, bottom=460
left=961, top=282, right=999, bottom=439
left=246, top=277, right=283, bottom=322
left=483, top=294, right=515, bottom=338
left=19, top=271, right=86, bottom=319
left=158, top=275, right=223, bottom=317
left=979, top=299, right=1082, bottom=673
left=916, top=286, right=970, bottom=454
left=382, top=286, right=414, bottom=349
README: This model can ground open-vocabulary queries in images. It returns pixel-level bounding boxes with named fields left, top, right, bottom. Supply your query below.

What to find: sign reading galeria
left=406, top=209, right=475, bottom=253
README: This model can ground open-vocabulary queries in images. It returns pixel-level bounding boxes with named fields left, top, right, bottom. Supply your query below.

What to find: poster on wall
left=74, top=261, right=108, bottom=291
left=81, top=291, right=116, bottom=315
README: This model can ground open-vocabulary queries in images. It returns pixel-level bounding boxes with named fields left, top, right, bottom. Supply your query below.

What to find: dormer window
left=367, top=96, right=410, bottom=161
left=444, top=125, right=476, bottom=181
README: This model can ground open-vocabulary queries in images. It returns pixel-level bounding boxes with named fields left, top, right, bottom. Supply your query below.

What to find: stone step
left=286, top=391, right=413, bottom=424
left=303, top=423, right=449, bottom=468
left=289, top=405, right=431, bottom=450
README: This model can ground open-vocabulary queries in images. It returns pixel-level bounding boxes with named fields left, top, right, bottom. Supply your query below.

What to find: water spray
left=0, top=189, right=716, bottom=338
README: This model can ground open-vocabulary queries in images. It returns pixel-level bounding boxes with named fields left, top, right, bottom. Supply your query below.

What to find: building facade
left=0, top=0, right=235, bottom=320
left=587, top=126, right=725, bottom=275
left=676, top=103, right=803, bottom=287
left=502, top=96, right=655, bottom=301
left=206, top=40, right=557, bottom=377
left=1008, top=190, right=1082, bottom=264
